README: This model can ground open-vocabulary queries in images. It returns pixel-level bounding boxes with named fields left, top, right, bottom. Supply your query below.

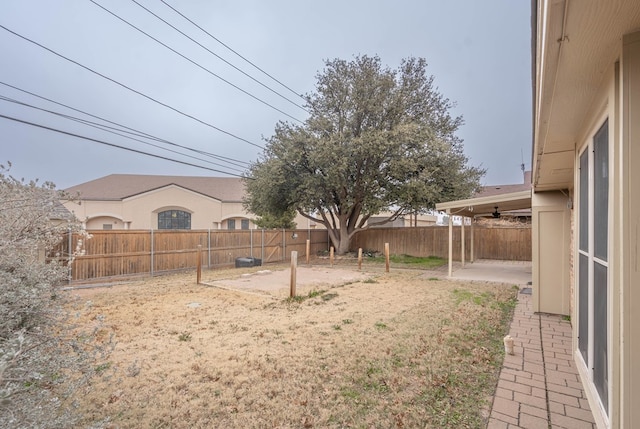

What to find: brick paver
left=487, top=290, right=596, bottom=428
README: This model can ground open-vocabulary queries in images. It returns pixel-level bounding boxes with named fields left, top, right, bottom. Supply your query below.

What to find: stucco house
left=438, top=2, right=640, bottom=427
left=63, top=174, right=258, bottom=230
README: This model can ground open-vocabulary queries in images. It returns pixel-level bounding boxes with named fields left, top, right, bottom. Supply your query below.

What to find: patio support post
left=447, top=209, right=453, bottom=277
left=461, top=216, right=465, bottom=267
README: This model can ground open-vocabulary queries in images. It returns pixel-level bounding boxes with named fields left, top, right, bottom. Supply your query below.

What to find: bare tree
left=0, top=164, right=111, bottom=428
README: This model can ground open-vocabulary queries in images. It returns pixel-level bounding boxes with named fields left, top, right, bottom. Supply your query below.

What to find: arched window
left=158, top=210, right=191, bottom=230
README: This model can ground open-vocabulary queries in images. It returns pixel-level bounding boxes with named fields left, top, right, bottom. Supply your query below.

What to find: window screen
left=579, top=150, right=589, bottom=252
left=593, top=262, right=608, bottom=412
left=593, top=120, right=608, bottom=261
left=578, top=253, right=589, bottom=364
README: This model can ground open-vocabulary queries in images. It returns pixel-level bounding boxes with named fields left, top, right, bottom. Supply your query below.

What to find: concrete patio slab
left=450, top=259, right=532, bottom=286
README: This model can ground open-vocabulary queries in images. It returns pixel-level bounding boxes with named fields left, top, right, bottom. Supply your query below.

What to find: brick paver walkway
left=487, top=290, right=597, bottom=429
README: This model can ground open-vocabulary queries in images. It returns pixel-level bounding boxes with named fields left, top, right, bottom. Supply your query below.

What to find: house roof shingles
left=473, top=171, right=532, bottom=198
left=65, top=174, right=246, bottom=202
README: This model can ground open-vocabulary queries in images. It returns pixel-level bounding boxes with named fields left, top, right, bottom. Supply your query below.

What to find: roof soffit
left=534, top=0, right=640, bottom=191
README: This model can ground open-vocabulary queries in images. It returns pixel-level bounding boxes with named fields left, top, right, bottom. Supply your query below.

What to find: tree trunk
left=336, top=227, right=351, bottom=255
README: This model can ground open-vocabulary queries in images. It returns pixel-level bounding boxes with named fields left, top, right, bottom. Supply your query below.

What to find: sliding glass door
left=577, top=119, right=609, bottom=414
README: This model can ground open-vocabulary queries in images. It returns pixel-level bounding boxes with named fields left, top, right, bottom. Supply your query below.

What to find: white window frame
left=575, top=115, right=612, bottom=420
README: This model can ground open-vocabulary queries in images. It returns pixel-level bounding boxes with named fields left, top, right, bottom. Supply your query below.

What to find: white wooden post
left=447, top=210, right=453, bottom=277
left=461, top=216, right=465, bottom=267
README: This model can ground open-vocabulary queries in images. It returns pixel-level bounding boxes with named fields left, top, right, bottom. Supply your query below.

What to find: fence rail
left=59, top=225, right=531, bottom=283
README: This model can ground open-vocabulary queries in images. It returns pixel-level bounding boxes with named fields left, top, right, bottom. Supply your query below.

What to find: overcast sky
left=1, top=0, right=532, bottom=190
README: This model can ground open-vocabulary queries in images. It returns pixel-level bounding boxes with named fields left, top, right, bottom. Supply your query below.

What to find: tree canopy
left=244, top=56, right=484, bottom=254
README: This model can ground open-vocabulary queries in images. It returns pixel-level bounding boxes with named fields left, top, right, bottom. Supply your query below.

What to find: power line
left=0, top=81, right=250, bottom=168
left=160, top=0, right=307, bottom=104
left=89, top=0, right=304, bottom=124
left=129, top=0, right=309, bottom=114
left=0, top=23, right=265, bottom=150
left=0, top=113, right=251, bottom=178
left=0, top=95, right=247, bottom=174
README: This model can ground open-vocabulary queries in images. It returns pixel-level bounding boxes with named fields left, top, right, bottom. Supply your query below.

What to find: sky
left=0, top=1, right=532, bottom=190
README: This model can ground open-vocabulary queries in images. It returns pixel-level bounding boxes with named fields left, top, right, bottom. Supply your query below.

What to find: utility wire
left=0, top=95, right=247, bottom=173
left=0, top=24, right=265, bottom=150
left=0, top=113, right=250, bottom=178
left=0, top=81, right=250, bottom=168
left=160, top=0, right=307, bottom=104
left=130, top=0, right=308, bottom=114
left=89, top=0, right=304, bottom=124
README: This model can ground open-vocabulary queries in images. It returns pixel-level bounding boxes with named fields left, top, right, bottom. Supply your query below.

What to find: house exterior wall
left=66, top=200, right=125, bottom=229
left=123, top=185, right=223, bottom=229
left=531, top=191, right=571, bottom=315
left=220, top=201, right=245, bottom=221
left=620, top=31, right=640, bottom=429
left=534, top=0, right=640, bottom=423
left=573, top=60, right=618, bottom=428
left=547, top=29, right=640, bottom=429
left=63, top=185, right=255, bottom=230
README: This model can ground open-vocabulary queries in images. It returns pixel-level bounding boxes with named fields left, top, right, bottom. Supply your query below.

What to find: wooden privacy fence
left=59, top=225, right=530, bottom=282
left=350, top=225, right=531, bottom=261
left=62, top=229, right=329, bottom=282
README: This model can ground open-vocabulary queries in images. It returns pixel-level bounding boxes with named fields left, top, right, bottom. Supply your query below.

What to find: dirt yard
left=69, top=263, right=517, bottom=429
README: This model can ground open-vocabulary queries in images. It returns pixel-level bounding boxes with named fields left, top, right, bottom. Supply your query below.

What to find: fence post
left=261, top=229, right=265, bottom=264
left=196, top=245, right=202, bottom=284
left=290, top=251, right=297, bottom=298
left=208, top=229, right=211, bottom=268
left=306, top=239, right=310, bottom=265
left=385, top=242, right=390, bottom=273
left=330, top=246, right=334, bottom=266
left=282, top=228, right=286, bottom=262
left=150, top=229, right=154, bottom=277
left=358, top=248, right=362, bottom=271
left=67, top=226, right=72, bottom=283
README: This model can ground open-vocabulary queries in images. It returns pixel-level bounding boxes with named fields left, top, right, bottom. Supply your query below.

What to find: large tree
left=244, top=56, right=484, bottom=254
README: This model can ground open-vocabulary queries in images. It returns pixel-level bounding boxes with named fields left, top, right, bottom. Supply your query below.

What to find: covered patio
left=435, top=189, right=532, bottom=277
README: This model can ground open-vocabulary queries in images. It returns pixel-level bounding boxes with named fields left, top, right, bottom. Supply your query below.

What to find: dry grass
left=70, top=265, right=517, bottom=428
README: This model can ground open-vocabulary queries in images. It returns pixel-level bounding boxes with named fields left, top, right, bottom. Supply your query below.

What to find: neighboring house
left=63, top=174, right=257, bottom=230
left=50, top=200, right=74, bottom=225
left=368, top=213, right=438, bottom=228
left=438, top=2, right=640, bottom=427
